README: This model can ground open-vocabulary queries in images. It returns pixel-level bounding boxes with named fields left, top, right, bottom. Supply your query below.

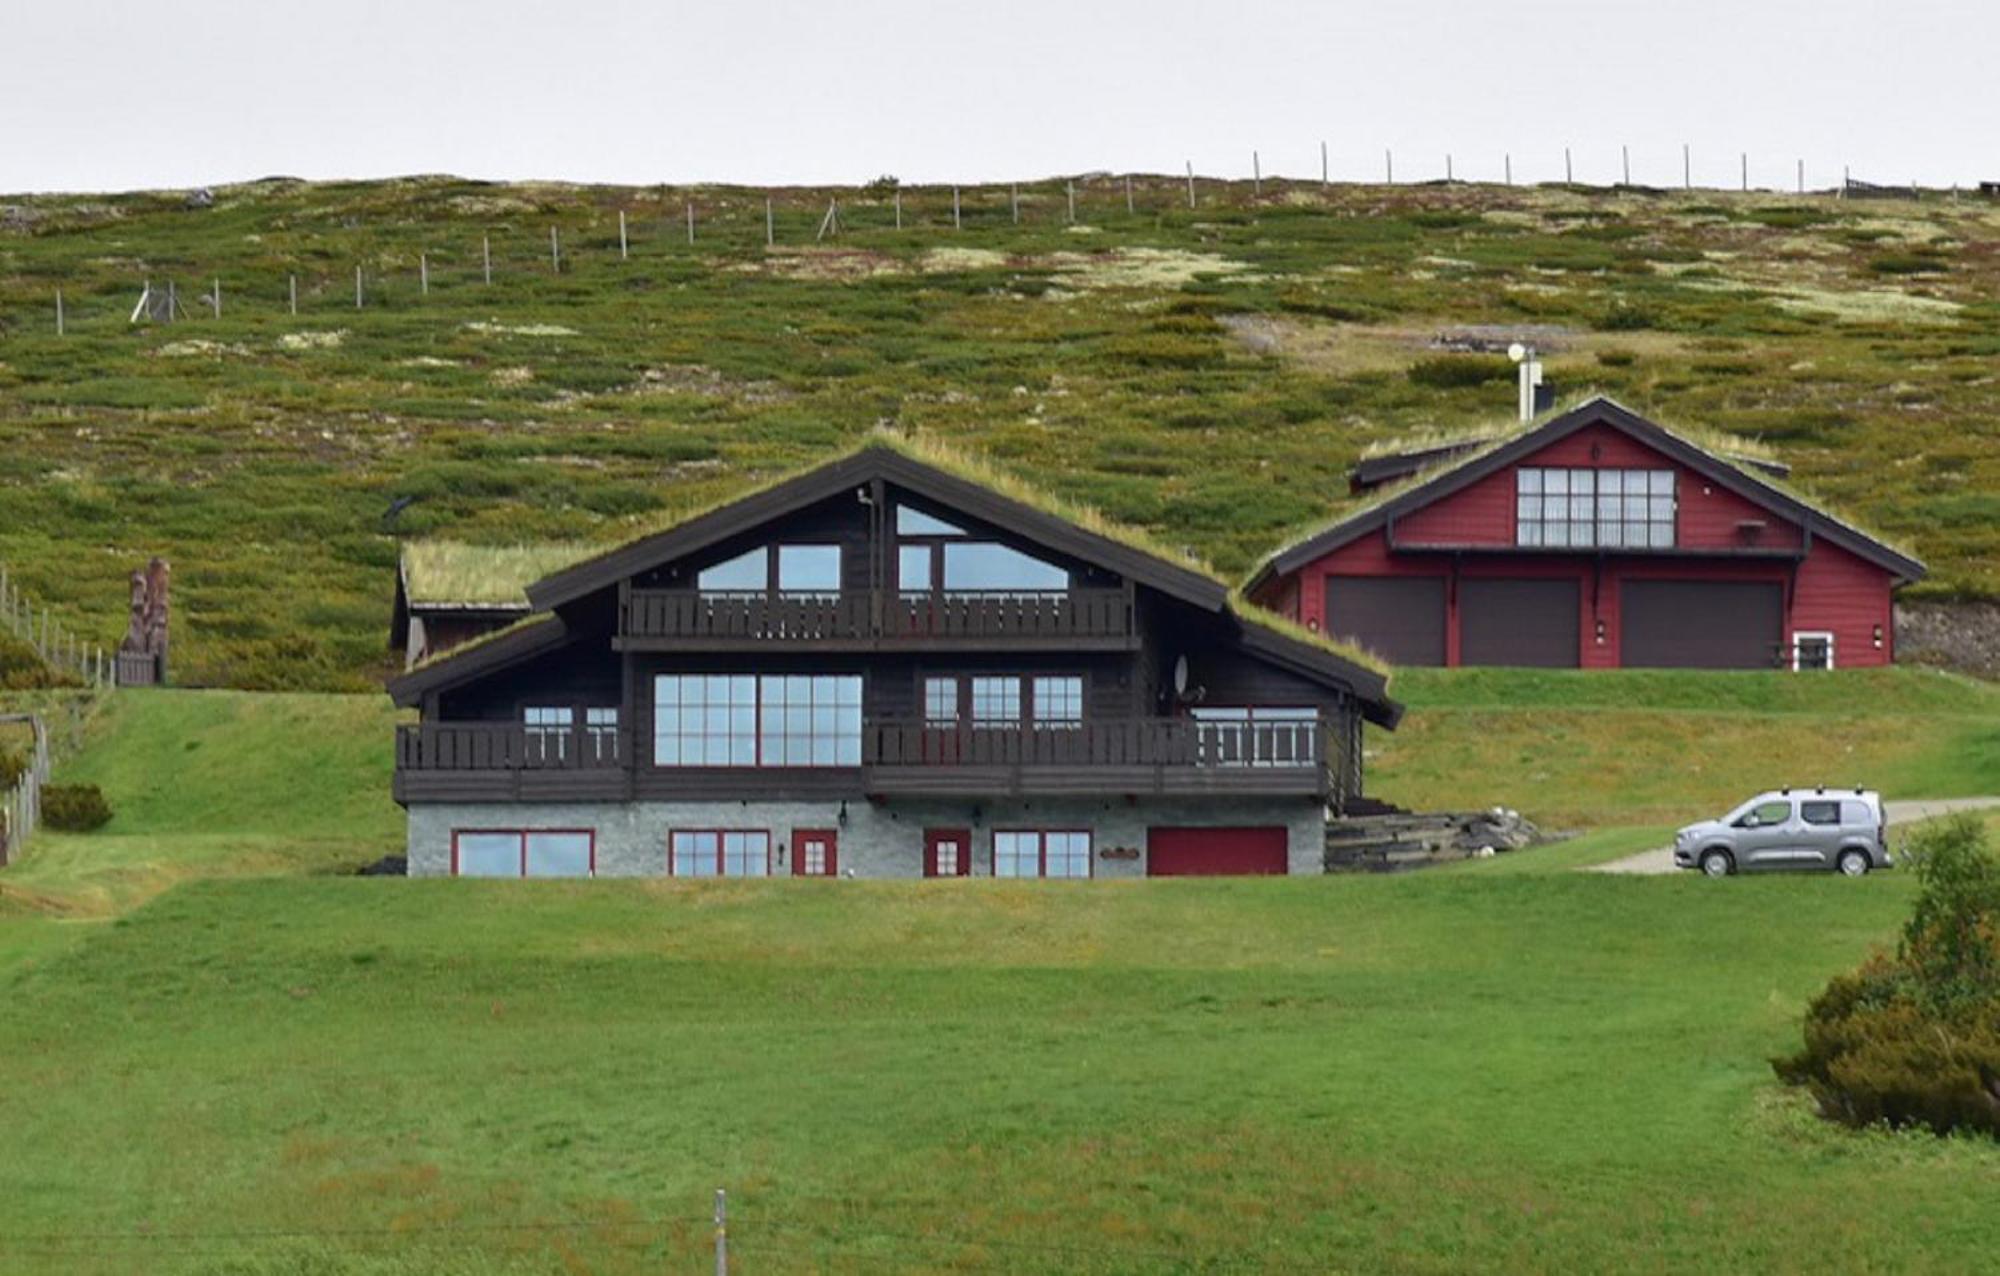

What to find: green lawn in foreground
left=0, top=873, right=1994, bottom=1275
left=0, top=681, right=1992, bottom=1271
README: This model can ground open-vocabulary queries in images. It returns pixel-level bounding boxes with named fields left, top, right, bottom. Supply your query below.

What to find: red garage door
left=1147, top=827, right=1289, bottom=876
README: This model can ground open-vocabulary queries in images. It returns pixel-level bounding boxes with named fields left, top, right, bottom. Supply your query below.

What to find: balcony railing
left=861, top=717, right=1322, bottom=770
left=618, top=588, right=1134, bottom=645
left=395, top=722, right=624, bottom=773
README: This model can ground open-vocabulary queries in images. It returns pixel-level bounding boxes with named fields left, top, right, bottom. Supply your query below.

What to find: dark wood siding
left=1621, top=580, right=1783, bottom=668
left=1459, top=578, right=1581, bottom=667
left=1324, top=575, right=1446, bottom=667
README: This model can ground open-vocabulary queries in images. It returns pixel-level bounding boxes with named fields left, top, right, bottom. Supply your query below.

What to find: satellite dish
left=1507, top=342, right=1527, bottom=364
left=1172, top=655, right=1190, bottom=697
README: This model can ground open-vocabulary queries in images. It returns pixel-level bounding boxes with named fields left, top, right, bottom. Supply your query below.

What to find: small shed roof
left=399, top=542, right=596, bottom=610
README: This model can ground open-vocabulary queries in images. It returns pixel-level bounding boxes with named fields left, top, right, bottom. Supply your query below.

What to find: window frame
left=1515, top=466, right=1677, bottom=550
left=991, top=828, right=1094, bottom=880
left=652, top=673, right=863, bottom=769
left=450, top=828, right=597, bottom=878
left=667, top=827, right=774, bottom=877
left=695, top=543, right=846, bottom=596
left=918, top=672, right=1087, bottom=729
left=892, top=505, right=1070, bottom=596
left=1791, top=631, right=1835, bottom=672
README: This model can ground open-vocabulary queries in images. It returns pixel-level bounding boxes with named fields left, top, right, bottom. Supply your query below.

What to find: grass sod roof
left=399, top=542, right=598, bottom=609
left=401, top=429, right=1394, bottom=701
left=1257, top=392, right=1925, bottom=583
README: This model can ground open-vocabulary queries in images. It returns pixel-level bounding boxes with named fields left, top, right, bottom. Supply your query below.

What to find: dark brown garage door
left=1147, top=827, right=1289, bottom=876
left=1621, top=580, right=1783, bottom=669
left=1324, top=576, right=1445, bottom=666
left=1460, top=578, right=1581, bottom=668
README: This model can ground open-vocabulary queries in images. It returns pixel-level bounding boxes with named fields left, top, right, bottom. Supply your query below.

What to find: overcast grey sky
left=5, top=0, right=1994, bottom=194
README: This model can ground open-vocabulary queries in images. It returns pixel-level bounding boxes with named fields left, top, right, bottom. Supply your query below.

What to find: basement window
left=993, top=829, right=1092, bottom=879
left=452, top=829, right=595, bottom=878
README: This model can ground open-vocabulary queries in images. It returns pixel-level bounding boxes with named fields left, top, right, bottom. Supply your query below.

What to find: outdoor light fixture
left=837, top=800, right=849, bottom=828
left=1595, top=618, right=1607, bottom=645
left=1873, top=624, right=1884, bottom=649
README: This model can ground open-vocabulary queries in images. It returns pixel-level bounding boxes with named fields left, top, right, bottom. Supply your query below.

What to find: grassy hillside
left=2, top=177, right=1997, bottom=688
left=1372, top=666, right=2000, bottom=826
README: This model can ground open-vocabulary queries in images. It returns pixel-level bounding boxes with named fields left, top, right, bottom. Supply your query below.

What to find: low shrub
left=40, top=784, right=113, bottom=833
left=1406, top=355, right=1512, bottom=389
left=1595, top=348, right=1638, bottom=368
left=1597, top=302, right=1659, bottom=331
left=1773, top=816, right=2000, bottom=1138
left=0, top=747, right=26, bottom=788
left=1868, top=254, right=1944, bottom=276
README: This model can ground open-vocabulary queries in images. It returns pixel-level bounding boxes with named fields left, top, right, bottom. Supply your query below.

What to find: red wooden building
left=1245, top=398, right=1924, bottom=670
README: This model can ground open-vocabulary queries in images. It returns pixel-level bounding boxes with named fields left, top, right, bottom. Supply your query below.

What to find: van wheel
left=1699, top=849, right=1734, bottom=878
left=1836, top=850, right=1871, bottom=877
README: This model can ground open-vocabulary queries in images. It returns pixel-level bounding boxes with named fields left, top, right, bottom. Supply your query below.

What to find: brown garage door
left=1621, top=580, right=1783, bottom=668
left=1460, top=578, right=1581, bottom=667
left=1147, top=827, right=1288, bottom=876
left=1324, top=575, right=1445, bottom=666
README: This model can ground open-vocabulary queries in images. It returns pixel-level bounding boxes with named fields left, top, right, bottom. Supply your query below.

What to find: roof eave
left=385, top=615, right=570, bottom=707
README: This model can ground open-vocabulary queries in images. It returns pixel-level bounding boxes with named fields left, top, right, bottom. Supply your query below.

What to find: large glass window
left=942, top=542, right=1069, bottom=592
left=777, top=545, right=841, bottom=594
left=653, top=675, right=861, bottom=767
left=761, top=675, right=863, bottom=766
left=697, top=545, right=843, bottom=593
left=655, top=675, right=758, bottom=766
left=994, top=830, right=1092, bottom=879
left=669, top=829, right=773, bottom=877
left=970, top=676, right=1022, bottom=726
left=697, top=547, right=768, bottom=593
left=1517, top=468, right=1675, bottom=549
left=454, top=830, right=594, bottom=878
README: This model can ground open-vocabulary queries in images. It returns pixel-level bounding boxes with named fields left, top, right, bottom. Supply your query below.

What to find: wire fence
left=0, top=564, right=114, bottom=691
left=9, top=158, right=1982, bottom=336
left=0, top=712, right=48, bottom=865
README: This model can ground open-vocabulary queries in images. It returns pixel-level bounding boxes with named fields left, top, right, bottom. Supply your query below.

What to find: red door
left=924, top=828, right=971, bottom=877
left=792, top=828, right=838, bottom=877
left=1146, top=827, right=1288, bottom=876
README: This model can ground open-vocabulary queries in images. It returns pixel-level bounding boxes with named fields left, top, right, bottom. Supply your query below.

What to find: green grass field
left=3, top=177, right=1998, bottom=689
left=0, top=677, right=1992, bottom=1272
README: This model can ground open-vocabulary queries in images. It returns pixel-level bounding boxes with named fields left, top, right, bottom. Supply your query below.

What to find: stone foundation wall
left=1897, top=600, right=2000, bottom=681
left=406, top=795, right=1327, bottom=878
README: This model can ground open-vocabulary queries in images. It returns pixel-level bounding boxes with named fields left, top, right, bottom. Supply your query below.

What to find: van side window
left=1840, top=801, right=1872, bottom=826
left=1800, top=801, right=1840, bottom=826
left=1738, top=800, right=1791, bottom=828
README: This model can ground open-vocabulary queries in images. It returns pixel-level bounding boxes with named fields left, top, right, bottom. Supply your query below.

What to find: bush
left=1597, top=302, right=1658, bottom=331
left=1868, top=254, right=1944, bottom=276
left=40, top=783, right=112, bottom=833
left=0, top=747, right=26, bottom=788
left=1773, top=816, right=2000, bottom=1138
left=1406, top=355, right=1513, bottom=389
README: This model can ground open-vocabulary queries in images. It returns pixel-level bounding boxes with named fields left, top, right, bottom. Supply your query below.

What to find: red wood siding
left=1790, top=539, right=1895, bottom=667
left=1394, top=423, right=1804, bottom=552
left=1269, top=483, right=1900, bottom=670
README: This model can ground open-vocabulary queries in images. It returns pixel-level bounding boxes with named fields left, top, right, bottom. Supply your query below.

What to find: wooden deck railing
left=862, top=717, right=1322, bottom=770
left=619, top=588, right=1134, bottom=644
left=395, top=723, right=626, bottom=772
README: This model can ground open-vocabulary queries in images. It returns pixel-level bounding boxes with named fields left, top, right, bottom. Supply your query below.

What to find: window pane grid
left=970, top=677, right=1021, bottom=726
left=654, top=675, right=860, bottom=768
left=993, top=830, right=1092, bottom=879
left=1032, top=676, right=1082, bottom=727
left=456, top=830, right=593, bottom=878
left=1516, top=467, right=1675, bottom=549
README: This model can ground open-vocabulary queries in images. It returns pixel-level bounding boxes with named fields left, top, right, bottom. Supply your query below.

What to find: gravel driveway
left=1589, top=797, right=2000, bottom=875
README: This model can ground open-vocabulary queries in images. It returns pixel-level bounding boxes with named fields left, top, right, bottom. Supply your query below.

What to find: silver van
left=1673, top=789, right=1889, bottom=878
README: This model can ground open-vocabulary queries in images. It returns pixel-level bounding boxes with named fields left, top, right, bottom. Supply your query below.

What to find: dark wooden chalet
left=1249, top=398, right=1924, bottom=670
left=388, top=441, right=1401, bottom=879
